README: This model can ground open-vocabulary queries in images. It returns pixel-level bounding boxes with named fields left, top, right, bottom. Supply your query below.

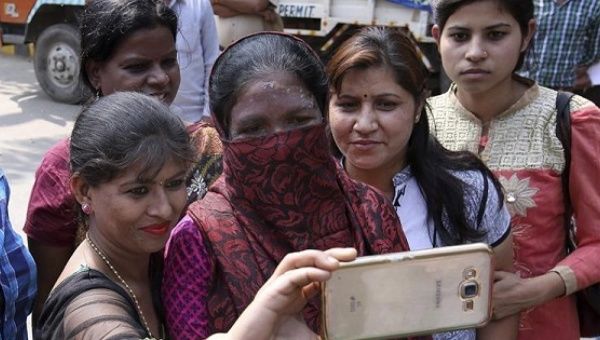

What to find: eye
left=288, top=114, right=317, bottom=127
left=164, top=178, right=185, bottom=190
left=232, top=124, right=265, bottom=138
left=376, top=100, right=399, bottom=111
left=162, top=57, right=178, bottom=69
left=128, top=186, right=149, bottom=197
left=335, top=101, right=359, bottom=112
left=124, top=63, right=149, bottom=74
left=450, top=32, right=469, bottom=42
left=488, top=31, right=507, bottom=41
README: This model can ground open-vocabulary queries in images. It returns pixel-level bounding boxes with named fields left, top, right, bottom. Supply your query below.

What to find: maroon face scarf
left=187, top=122, right=409, bottom=333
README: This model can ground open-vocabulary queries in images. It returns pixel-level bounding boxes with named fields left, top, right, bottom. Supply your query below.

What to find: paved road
left=0, top=54, right=79, bottom=240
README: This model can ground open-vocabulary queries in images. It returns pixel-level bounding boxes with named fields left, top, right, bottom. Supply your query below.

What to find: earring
left=483, top=50, right=488, bottom=57
left=94, top=88, right=102, bottom=100
left=415, top=115, right=421, bottom=123
left=81, top=203, right=93, bottom=215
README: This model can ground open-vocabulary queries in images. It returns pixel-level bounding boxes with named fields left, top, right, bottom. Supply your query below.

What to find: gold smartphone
left=321, top=243, right=494, bottom=340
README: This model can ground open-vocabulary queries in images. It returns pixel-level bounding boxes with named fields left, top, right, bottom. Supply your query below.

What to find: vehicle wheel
left=34, top=23, right=90, bottom=104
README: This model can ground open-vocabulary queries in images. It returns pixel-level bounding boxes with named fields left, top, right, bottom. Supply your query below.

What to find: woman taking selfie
left=24, top=0, right=223, bottom=325
left=428, top=0, right=600, bottom=338
left=163, top=32, right=410, bottom=338
left=326, top=26, right=517, bottom=339
left=36, top=92, right=354, bottom=339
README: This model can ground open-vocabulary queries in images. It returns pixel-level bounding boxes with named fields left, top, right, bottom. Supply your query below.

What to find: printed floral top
left=428, top=82, right=600, bottom=339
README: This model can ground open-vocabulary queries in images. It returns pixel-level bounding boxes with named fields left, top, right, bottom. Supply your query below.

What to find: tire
left=34, top=23, right=90, bottom=104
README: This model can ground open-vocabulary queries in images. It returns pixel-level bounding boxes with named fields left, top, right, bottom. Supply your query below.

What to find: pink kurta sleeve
left=554, top=104, right=600, bottom=294
left=163, top=215, right=213, bottom=339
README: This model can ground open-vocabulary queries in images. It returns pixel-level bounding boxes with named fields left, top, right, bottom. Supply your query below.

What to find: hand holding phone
left=321, top=243, right=494, bottom=339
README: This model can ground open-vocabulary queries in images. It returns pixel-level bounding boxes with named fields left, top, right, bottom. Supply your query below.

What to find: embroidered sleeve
left=554, top=102, right=600, bottom=292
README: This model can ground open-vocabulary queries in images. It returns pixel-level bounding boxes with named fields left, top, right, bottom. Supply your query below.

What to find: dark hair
left=209, top=32, right=328, bottom=137
left=70, top=91, right=193, bottom=324
left=327, top=27, right=504, bottom=246
left=80, top=0, right=178, bottom=91
left=70, top=92, right=193, bottom=186
left=434, top=0, right=534, bottom=71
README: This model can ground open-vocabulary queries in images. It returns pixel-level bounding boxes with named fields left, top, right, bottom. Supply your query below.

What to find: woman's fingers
left=324, top=247, right=358, bottom=262
left=271, top=248, right=356, bottom=278
left=274, top=267, right=332, bottom=296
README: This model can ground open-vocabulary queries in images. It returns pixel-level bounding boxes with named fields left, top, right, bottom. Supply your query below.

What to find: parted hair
left=70, top=91, right=193, bottom=187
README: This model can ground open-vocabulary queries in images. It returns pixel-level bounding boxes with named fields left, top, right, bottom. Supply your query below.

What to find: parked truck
left=276, top=0, right=445, bottom=93
left=1, top=0, right=88, bottom=103
left=0, top=0, right=442, bottom=104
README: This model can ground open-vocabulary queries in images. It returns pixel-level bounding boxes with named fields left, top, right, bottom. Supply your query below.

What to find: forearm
left=478, top=313, right=519, bottom=340
left=212, top=4, right=241, bottom=17
left=211, top=0, right=269, bottom=14
left=527, top=271, right=566, bottom=308
left=223, top=300, right=279, bottom=340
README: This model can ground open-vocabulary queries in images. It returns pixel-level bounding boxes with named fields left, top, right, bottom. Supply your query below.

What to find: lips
left=149, top=92, right=169, bottom=103
left=460, top=69, right=490, bottom=77
left=140, top=222, right=171, bottom=236
left=350, top=140, right=382, bottom=151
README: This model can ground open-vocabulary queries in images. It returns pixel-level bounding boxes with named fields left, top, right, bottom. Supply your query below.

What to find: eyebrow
left=234, top=113, right=266, bottom=126
left=337, top=93, right=403, bottom=99
left=120, top=49, right=178, bottom=62
left=447, top=23, right=512, bottom=31
left=119, top=169, right=187, bottom=187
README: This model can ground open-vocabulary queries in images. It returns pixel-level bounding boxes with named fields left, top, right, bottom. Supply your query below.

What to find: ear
left=432, top=25, right=441, bottom=46
left=85, top=60, right=103, bottom=92
left=70, top=174, right=91, bottom=206
left=521, top=19, right=537, bottom=52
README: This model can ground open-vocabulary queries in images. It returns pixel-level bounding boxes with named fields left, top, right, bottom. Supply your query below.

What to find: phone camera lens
left=460, top=281, right=479, bottom=299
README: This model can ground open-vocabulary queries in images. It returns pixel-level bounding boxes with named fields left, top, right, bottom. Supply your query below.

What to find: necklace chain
left=85, top=234, right=158, bottom=339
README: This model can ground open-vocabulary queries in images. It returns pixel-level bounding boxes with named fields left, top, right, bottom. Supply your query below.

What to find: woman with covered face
left=36, top=91, right=356, bottom=339
left=162, top=32, right=410, bottom=338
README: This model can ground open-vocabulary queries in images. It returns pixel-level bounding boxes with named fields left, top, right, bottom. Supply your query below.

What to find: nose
left=353, top=106, right=378, bottom=135
left=147, top=189, right=175, bottom=220
left=465, top=38, right=487, bottom=62
left=148, top=65, right=170, bottom=87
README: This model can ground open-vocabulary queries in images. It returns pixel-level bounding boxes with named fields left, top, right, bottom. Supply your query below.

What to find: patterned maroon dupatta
left=187, top=123, right=409, bottom=333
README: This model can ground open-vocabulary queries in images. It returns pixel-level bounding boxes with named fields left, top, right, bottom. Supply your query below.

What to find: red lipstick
left=140, top=222, right=171, bottom=236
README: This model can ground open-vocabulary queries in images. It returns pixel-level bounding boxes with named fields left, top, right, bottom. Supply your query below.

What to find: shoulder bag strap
left=555, top=91, right=575, bottom=250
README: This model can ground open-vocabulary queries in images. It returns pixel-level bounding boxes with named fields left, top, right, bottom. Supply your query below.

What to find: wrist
left=529, top=272, right=566, bottom=306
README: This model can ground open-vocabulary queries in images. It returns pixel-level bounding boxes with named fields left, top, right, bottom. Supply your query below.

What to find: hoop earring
left=82, top=203, right=93, bottom=215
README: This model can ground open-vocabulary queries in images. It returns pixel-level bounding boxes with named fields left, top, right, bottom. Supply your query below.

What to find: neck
left=344, top=159, right=403, bottom=200
left=455, top=76, right=527, bottom=124
left=86, top=229, right=150, bottom=282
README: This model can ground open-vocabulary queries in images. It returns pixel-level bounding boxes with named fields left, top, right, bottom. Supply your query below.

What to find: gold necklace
left=85, top=233, right=159, bottom=340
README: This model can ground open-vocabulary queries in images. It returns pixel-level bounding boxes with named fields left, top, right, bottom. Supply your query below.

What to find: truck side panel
left=0, top=0, right=36, bottom=24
